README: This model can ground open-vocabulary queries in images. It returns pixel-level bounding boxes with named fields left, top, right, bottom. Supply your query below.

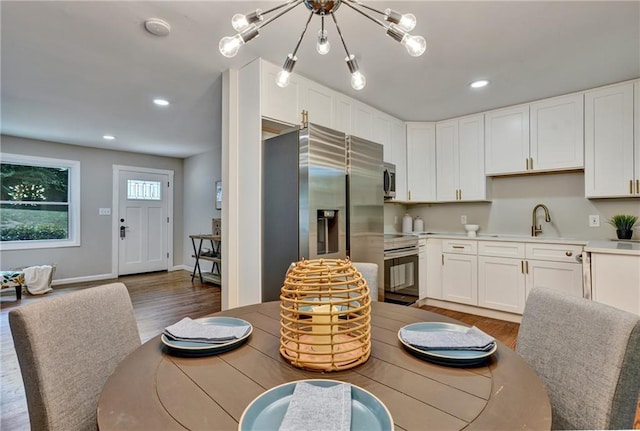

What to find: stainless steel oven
left=384, top=234, right=419, bottom=305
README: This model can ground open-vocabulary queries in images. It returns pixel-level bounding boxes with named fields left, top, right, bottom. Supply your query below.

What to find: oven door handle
left=384, top=248, right=419, bottom=260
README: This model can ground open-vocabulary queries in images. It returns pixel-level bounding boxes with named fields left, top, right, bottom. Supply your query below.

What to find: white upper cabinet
left=260, top=61, right=302, bottom=126
left=302, top=79, right=334, bottom=129
left=390, top=119, right=408, bottom=201
left=584, top=81, right=636, bottom=197
left=353, top=102, right=376, bottom=142
left=333, top=94, right=352, bottom=134
left=436, top=114, right=486, bottom=201
left=485, top=104, right=530, bottom=175
left=485, top=93, right=584, bottom=176
left=530, top=93, right=584, bottom=171
left=406, top=122, right=436, bottom=202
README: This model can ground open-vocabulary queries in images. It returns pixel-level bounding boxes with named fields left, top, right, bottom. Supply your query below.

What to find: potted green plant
left=607, top=214, right=638, bottom=240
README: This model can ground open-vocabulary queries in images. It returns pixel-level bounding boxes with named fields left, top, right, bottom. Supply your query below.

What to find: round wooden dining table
left=97, top=301, right=551, bottom=430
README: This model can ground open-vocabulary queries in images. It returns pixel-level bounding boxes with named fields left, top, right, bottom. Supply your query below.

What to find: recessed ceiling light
left=144, top=18, right=171, bottom=37
left=153, top=98, right=170, bottom=106
left=103, top=135, right=115, bottom=140
left=470, top=80, right=489, bottom=89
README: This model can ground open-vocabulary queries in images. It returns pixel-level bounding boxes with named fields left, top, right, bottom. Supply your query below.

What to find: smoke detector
left=144, top=18, right=171, bottom=37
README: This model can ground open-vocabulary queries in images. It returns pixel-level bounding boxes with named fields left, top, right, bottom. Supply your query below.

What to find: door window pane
left=127, top=180, right=161, bottom=200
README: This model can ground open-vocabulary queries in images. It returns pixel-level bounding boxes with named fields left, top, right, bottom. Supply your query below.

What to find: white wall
left=1, top=135, right=185, bottom=281
left=386, top=172, right=640, bottom=240
left=182, top=75, right=223, bottom=271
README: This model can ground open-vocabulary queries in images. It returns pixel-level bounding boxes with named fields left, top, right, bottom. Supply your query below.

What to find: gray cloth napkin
left=163, top=317, right=250, bottom=344
left=400, top=325, right=496, bottom=351
left=279, top=382, right=351, bottom=431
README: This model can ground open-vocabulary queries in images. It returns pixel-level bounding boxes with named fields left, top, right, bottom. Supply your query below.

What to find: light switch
left=588, top=215, right=600, bottom=227
left=99, top=208, right=111, bottom=216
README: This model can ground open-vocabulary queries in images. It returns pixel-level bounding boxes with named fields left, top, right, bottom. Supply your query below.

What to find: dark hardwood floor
left=1, top=270, right=638, bottom=430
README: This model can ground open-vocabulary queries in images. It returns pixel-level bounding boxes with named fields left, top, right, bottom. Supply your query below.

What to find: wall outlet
left=99, top=208, right=111, bottom=216
left=589, top=215, right=600, bottom=227
left=461, top=215, right=467, bottom=225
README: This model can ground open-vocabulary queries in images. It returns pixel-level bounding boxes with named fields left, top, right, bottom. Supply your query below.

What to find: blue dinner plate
left=238, top=379, right=393, bottom=431
left=161, top=316, right=252, bottom=357
left=398, top=322, right=497, bottom=367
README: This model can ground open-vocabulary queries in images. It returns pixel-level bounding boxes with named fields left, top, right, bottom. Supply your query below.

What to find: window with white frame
left=0, top=153, right=80, bottom=250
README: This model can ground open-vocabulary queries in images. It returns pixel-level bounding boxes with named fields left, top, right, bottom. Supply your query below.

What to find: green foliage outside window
left=0, top=163, right=70, bottom=242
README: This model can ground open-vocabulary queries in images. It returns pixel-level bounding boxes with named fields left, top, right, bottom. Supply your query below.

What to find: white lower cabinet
left=525, top=259, right=583, bottom=299
left=418, top=238, right=428, bottom=299
left=591, top=253, right=640, bottom=315
left=429, top=238, right=584, bottom=315
left=478, top=256, right=527, bottom=314
left=442, top=240, right=477, bottom=305
left=425, top=238, right=443, bottom=299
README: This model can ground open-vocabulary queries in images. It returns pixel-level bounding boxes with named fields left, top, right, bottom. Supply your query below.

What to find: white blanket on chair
left=23, top=265, right=53, bottom=295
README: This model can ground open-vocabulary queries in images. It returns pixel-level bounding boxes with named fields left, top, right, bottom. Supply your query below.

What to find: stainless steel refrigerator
left=262, top=123, right=384, bottom=302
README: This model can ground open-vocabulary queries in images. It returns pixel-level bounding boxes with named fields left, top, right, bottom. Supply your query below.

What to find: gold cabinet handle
left=636, top=179, right=639, bottom=194
left=565, top=251, right=573, bottom=257
left=452, top=245, right=465, bottom=249
left=458, top=189, right=462, bottom=200
left=442, top=254, right=444, bottom=265
left=525, top=260, right=529, bottom=274
left=521, top=260, right=525, bottom=274
left=526, top=158, right=529, bottom=170
left=408, top=190, right=411, bottom=201
left=631, top=180, right=634, bottom=195
left=529, top=157, right=533, bottom=170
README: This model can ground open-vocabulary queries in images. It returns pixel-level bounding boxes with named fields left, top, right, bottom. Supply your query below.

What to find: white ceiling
left=2, top=1, right=639, bottom=158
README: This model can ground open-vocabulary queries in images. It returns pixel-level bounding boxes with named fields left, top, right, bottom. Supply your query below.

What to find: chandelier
left=218, top=0, right=426, bottom=91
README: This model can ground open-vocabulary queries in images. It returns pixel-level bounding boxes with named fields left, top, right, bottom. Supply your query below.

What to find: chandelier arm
left=290, top=11, right=315, bottom=57
left=258, top=0, right=305, bottom=30
left=261, top=0, right=300, bottom=17
left=329, top=11, right=351, bottom=57
left=340, top=0, right=388, bottom=30
left=343, top=0, right=386, bottom=17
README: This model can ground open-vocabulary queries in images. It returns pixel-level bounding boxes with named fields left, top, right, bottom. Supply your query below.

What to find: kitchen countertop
left=584, top=240, right=640, bottom=256
left=397, top=231, right=589, bottom=246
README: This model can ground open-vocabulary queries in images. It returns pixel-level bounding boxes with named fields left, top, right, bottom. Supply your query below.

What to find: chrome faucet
left=531, top=204, right=551, bottom=237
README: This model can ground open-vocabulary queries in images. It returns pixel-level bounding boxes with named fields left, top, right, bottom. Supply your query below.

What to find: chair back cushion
left=9, top=282, right=141, bottom=431
left=517, top=287, right=640, bottom=430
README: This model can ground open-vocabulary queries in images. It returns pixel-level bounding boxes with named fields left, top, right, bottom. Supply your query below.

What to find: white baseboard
left=417, top=297, right=522, bottom=324
left=51, top=267, right=194, bottom=286
left=172, top=265, right=194, bottom=272
left=51, top=273, right=116, bottom=286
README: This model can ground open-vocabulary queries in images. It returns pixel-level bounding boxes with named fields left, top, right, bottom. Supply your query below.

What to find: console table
left=189, top=234, right=221, bottom=285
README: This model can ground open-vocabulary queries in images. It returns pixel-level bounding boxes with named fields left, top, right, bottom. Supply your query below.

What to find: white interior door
left=117, top=169, right=169, bottom=275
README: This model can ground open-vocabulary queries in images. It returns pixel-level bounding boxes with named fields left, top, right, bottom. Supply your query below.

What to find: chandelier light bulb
left=276, top=54, right=297, bottom=88
left=402, top=34, right=427, bottom=57
left=231, top=14, right=249, bottom=31
left=276, top=70, right=292, bottom=88
left=219, top=34, right=244, bottom=58
left=398, top=13, right=417, bottom=32
left=351, top=71, right=366, bottom=90
left=384, top=8, right=416, bottom=32
left=316, top=29, right=330, bottom=55
left=231, top=10, right=263, bottom=32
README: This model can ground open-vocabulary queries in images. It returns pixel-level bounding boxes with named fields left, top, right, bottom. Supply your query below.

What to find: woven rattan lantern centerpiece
left=279, top=258, right=372, bottom=371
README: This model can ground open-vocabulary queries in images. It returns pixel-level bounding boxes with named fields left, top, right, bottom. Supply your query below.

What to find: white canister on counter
left=402, top=213, right=413, bottom=233
left=413, top=216, right=424, bottom=233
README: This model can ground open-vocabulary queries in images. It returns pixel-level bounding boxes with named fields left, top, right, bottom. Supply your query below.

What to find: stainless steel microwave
left=383, top=162, right=396, bottom=199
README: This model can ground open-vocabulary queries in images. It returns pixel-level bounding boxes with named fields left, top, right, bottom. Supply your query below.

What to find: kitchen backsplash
left=385, top=172, right=640, bottom=240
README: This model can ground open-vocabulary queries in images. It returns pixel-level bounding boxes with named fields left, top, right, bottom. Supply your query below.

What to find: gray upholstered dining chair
left=352, top=262, right=378, bottom=302
left=516, top=287, right=640, bottom=430
left=9, top=282, right=141, bottom=431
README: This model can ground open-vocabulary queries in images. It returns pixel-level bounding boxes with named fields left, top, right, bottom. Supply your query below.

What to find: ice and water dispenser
left=317, top=209, right=339, bottom=255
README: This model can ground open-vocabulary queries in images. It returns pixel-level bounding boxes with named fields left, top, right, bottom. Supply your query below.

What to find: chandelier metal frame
left=219, top=0, right=426, bottom=90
